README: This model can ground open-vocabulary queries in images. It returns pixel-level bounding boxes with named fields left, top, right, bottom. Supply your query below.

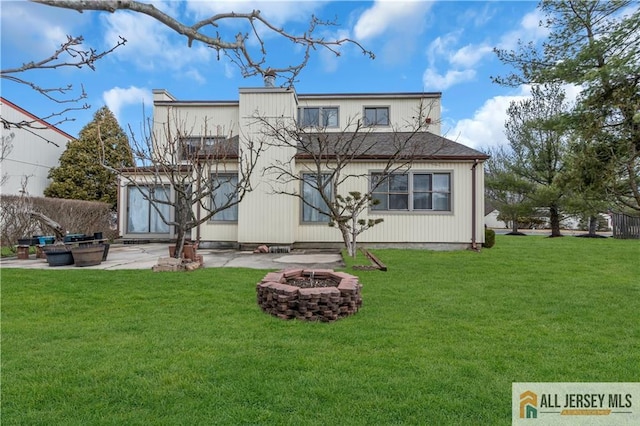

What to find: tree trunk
left=549, top=204, right=562, bottom=237
left=588, top=215, right=598, bottom=235
left=337, top=224, right=355, bottom=257
left=511, top=214, right=519, bottom=233
left=174, top=227, right=186, bottom=258
left=350, top=217, right=358, bottom=258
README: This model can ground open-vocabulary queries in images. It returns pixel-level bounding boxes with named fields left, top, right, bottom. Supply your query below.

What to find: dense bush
left=1, top=195, right=117, bottom=249
left=484, top=228, right=496, bottom=248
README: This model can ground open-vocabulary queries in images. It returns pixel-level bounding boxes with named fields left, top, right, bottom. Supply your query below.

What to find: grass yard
left=2, top=236, right=639, bottom=425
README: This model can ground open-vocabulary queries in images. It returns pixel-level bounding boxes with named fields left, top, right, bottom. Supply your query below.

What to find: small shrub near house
left=484, top=228, right=496, bottom=248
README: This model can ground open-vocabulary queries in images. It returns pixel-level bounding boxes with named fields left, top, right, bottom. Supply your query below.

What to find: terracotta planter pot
left=168, top=243, right=198, bottom=260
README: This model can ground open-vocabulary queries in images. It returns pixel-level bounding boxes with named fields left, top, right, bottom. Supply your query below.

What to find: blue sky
left=2, top=0, right=555, bottom=149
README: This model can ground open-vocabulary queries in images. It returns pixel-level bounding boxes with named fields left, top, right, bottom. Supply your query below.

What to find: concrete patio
left=0, top=243, right=344, bottom=270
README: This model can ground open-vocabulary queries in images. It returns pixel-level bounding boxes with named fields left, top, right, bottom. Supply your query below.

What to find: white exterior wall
left=236, top=88, right=299, bottom=244
left=1, top=99, right=71, bottom=196
left=485, top=210, right=508, bottom=229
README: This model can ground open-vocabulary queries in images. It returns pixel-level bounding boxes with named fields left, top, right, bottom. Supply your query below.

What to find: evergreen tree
left=484, top=145, right=536, bottom=235
left=505, top=83, right=571, bottom=237
left=45, top=106, right=133, bottom=207
left=494, top=0, right=640, bottom=212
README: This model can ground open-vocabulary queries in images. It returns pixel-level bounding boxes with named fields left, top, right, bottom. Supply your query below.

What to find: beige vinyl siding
left=152, top=104, right=239, bottom=141
left=236, top=88, right=299, bottom=244
left=140, top=88, right=486, bottom=247
left=294, top=161, right=484, bottom=244
left=297, top=96, right=441, bottom=135
left=198, top=223, right=238, bottom=242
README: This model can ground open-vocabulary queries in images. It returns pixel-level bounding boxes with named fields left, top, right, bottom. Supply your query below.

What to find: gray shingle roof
left=149, top=132, right=487, bottom=162
left=295, top=131, right=488, bottom=161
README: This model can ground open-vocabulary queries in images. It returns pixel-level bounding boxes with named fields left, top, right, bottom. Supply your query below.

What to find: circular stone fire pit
left=256, top=269, right=363, bottom=322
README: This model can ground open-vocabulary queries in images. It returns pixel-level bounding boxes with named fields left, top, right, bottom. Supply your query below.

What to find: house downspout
left=471, top=159, right=479, bottom=251
left=196, top=161, right=202, bottom=242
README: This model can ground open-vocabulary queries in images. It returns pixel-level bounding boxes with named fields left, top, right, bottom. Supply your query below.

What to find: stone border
left=256, top=269, right=362, bottom=322
left=152, top=256, right=204, bottom=272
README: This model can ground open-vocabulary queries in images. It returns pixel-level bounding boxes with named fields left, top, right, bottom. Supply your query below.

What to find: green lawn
left=2, top=236, right=639, bottom=425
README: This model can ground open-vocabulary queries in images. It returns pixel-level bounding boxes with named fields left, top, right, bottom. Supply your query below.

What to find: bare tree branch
left=254, top=99, right=442, bottom=256
left=1, top=35, right=127, bottom=129
left=101, top=111, right=264, bottom=258
left=31, top=0, right=374, bottom=86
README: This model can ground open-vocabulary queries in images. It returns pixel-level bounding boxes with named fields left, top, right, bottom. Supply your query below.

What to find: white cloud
left=185, top=1, right=322, bottom=27
left=0, top=1, right=81, bottom=55
left=448, top=85, right=532, bottom=149
left=497, top=9, right=549, bottom=51
left=354, top=1, right=433, bottom=40
left=184, top=69, right=206, bottom=85
left=450, top=44, right=493, bottom=68
left=101, top=11, right=212, bottom=72
left=449, top=96, right=516, bottom=149
left=103, top=86, right=153, bottom=121
left=423, top=68, right=476, bottom=91
left=426, top=32, right=461, bottom=65
left=423, top=34, right=489, bottom=91
left=449, top=83, right=582, bottom=149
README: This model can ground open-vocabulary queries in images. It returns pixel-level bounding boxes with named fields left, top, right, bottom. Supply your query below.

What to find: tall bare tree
left=255, top=101, right=440, bottom=257
left=103, top=113, right=263, bottom=258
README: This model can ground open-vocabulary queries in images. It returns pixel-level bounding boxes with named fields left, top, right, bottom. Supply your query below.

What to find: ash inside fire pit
left=256, top=269, right=362, bottom=322
left=286, top=273, right=339, bottom=289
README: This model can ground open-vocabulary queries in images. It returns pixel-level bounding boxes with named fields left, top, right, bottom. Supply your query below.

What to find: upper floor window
left=302, top=173, right=332, bottom=223
left=298, top=107, right=339, bottom=128
left=371, top=172, right=451, bottom=211
left=364, top=107, right=389, bottom=126
left=181, top=136, right=226, bottom=158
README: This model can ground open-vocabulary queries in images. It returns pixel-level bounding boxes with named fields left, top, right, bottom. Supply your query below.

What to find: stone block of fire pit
left=257, top=269, right=362, bottom=322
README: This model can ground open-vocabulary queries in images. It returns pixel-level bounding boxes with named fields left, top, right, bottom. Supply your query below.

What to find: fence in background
left=611, top=212, right=640, bottom=239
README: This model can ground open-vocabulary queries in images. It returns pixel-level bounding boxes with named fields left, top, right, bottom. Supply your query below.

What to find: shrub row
left=0, top=195, right=117, bottom=249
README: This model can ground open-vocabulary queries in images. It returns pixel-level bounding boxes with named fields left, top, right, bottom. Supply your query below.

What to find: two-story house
left=117, top=84, right=489, bottom=250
